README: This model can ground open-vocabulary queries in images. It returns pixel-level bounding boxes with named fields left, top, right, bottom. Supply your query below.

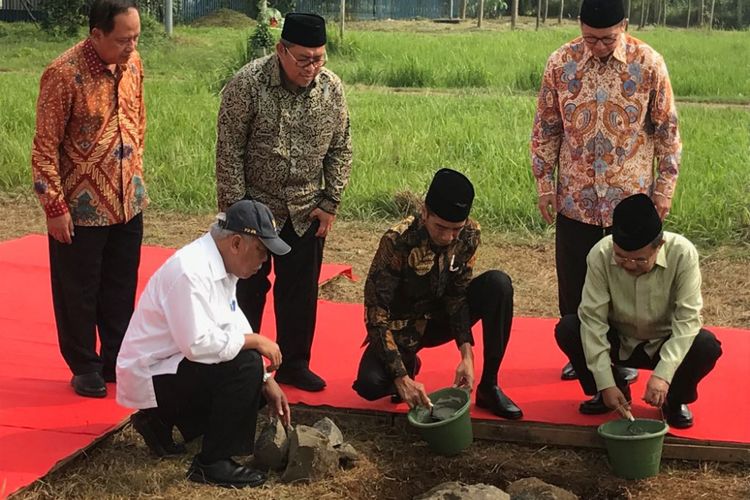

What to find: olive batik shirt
left=215, top=54, right=352, bottom=236
left=364, top=216, right=480, bottom=379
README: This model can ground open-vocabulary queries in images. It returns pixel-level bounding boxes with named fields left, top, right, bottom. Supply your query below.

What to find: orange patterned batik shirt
left=531, top=34, right=681, bottom=227
left=31, top=38, right=147, bottom=226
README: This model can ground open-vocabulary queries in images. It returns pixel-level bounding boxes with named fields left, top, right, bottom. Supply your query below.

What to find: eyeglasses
left=613, top=254, right=651, bottom=265
left=283, top=46, right=327, bottom=69
left=582, top=34, right=620, bottom=46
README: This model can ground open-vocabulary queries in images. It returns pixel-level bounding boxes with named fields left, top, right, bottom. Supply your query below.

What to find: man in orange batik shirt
left=31, top=0, right=147, bottom=398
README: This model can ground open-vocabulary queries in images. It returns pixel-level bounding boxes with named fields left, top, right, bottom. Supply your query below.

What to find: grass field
left=0, top=21, right=748, bottom=245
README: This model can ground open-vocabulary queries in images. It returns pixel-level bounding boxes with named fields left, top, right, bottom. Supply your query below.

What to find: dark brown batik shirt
left=364, top=216, right=480, bottom=378
left=215, top=54, right=352, bottom=236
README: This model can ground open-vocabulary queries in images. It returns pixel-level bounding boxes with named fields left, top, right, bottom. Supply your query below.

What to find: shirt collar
left=198, top=233, right=231, bottom=282
left=82, top=38, right=129, bottom=76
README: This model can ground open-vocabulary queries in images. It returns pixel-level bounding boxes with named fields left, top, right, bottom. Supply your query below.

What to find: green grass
left=1, top=21, right=748, bottom=245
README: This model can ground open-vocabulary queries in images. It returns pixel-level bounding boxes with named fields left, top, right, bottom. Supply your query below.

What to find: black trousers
left=555, top=213, right=610, bottom=316
left=150, top=349, right=264, bottom=463
left=353, top=270, right=514, bottom=401
left=236, top=219, right=324, bottom=370
left=555, top=314, right=723, bottom=405
left=48, top=213, right=143, bottom=379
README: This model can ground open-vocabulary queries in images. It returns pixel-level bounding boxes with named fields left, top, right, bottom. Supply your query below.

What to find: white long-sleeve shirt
left=116, top=233, right=251, bottom=409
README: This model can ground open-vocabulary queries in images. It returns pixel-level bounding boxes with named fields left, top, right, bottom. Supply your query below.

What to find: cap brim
left=260, top=235, right=291, bottom=256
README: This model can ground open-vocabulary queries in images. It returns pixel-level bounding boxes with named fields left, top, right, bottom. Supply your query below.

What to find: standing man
left=555, top=194, right=722, bottom=428
left=353, top=169, right=522, bottom=420
left=215, top=13, right=352, bottom=392
left=31, top=0, right=147, bottom=398
left=117, top=200, right=292, bottom=488
left=530, top=0, right=681, bottom=381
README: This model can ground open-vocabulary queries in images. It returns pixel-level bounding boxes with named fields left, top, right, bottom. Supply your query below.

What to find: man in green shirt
left=555, top=194, right=722, bottom=428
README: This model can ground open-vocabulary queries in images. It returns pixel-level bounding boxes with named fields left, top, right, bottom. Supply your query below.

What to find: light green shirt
left=579, top=232, right=703, bottom=391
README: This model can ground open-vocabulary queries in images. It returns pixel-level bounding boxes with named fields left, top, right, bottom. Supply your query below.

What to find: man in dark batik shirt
left=353, top=169, right=523, bottom=419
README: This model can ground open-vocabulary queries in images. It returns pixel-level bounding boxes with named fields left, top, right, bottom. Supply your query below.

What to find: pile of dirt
left=189, top=8, right=256, bottom=29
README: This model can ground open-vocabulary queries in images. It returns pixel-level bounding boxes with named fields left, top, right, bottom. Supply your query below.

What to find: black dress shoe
left=131, top=410, right=186, bottom=457
left=663, top=402, right=693, bottom=429
left=579, top=385, right=631, bottom=415
left=187, top=456, right=267, bottom=488
left=561, top=362, right=578, bottom=380
left=476, top=385, right=523, bottom=420
left=71, top=372, right=107, bottom=398
left=615, top=365, right=639, bottom=384
left=274, top=366, right=326, bottom=392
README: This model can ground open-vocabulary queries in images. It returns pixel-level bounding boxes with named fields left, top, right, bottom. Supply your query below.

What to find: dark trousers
left=353, top=270, right=514, bottom=401
left=150, top=349, right=264, bottom=463
left=48, top=213, right=143, bottom=379
left=236, top=219, right=324, bottom=370
left=555, top=314, right=723, bottom=404
left=555, top=213, right=610, bottom=316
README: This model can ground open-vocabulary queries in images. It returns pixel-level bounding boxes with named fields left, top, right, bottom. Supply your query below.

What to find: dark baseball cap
left=219, top=200, right=291, bottom=255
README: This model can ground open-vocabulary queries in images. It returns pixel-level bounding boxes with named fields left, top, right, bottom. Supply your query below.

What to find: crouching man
left=353, top=168, right=522, bottom=420
left=117, top=200, right=292, bottom=488
left=555, top=194, right=722, bottom=428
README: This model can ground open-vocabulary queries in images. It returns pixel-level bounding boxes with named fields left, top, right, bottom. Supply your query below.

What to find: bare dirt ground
left=4, top=197, right=749, bottom=500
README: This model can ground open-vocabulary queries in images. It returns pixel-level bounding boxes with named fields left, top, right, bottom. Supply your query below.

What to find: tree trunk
left=737, top=0, right=743, bottom=28
left=663, top=0, right=667, bottom=26
left=639, top=0, right=648, bottom=29
left=511, top=0, right=519, bottom=29
left=709, top=0, right=715, bottom=29
left=699, top=0, right=704, bottom=26
left=686, top=0, right=691, bottom=28
left=478, top=0, right=485, bottom=28
left=627, top=0, right=632, bottom=21
left=558, top=0, right=564, bottom=24
left=340, top=0, right=345, bottom=39
left=543, top=0, right=549, bottom=23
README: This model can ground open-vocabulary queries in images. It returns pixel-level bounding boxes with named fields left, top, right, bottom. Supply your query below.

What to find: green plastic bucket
left=598, top=418, right=669, bottom=479
left=407, top=387, right=472, bottom=456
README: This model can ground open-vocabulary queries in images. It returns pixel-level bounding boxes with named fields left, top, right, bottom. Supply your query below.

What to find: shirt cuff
left=593, top=369, right=616, bottom=392
left=653, top=361, right=678, bottom=384
left=44, top=199, right=69, bottom=218
left=317, top=197, right=338, bottom=215
left=536, top=178, right=555, bottom=197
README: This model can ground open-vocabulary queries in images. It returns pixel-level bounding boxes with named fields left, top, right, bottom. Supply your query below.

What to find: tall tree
left=558, top=0, right=564, bottom=24
left=461, top=0, right=467, bottom=19
left=639, top=0, right=649, bottom=28
left=543, top=0, right=549, bottom=23
left=699, top=0, right=704, bottom=26
left=737, top=0, right=744, bottom=27
left=536, top=0, right=542, bottom=29
left=627, top=0, right=632, bottom=20
left=686, top=0, right=691, bottom=28
left=709, top=0, right=715, bottom=29
left=511, top=0, right=519, bottom=29
left=478, top=0, right=485, bottom=28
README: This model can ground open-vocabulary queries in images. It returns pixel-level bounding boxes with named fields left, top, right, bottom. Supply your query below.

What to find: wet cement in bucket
left=412, top=393, right=465, bottom=423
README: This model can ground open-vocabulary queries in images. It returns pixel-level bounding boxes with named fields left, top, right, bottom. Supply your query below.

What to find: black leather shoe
left=476, top=385, right=523, bottom=420
left=560, top=362, right=578, bottom=380
left=663, top=402, right=693, bottom=429
left=274, top=366, right=326, bottom=392
left=131, top=410, right=186, bottom=457
left=616, top=366, right=639, bottom=384
left=579, top=385, right=631, bottom=415
left=71, top=372, right=107, bottom=398
left=187, top=456, right=266, bottom=488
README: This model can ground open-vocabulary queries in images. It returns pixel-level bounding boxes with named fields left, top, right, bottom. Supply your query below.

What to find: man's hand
left=601, top=386, right=630, bottom=413
left=453, top=343, right=474, bottom=391
left=262, top=378, right=291, bottom=428
left=537, top=194, right=557, bottom=224
left=652, top=193, right=672, bottom=220
left=47, top=212, right=74, bottom=244
left=394, top=375, right=431, bottom=409
left=254, top=335, right=282, bottom=371
left=643, top=375, right=670, bottom=408
left=310, top=208, right=335, bottom=238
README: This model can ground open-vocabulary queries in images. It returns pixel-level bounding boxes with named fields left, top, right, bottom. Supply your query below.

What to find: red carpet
left=0, top=235, right=350, bottom=497
left=1, top=235, right=748, bottom=496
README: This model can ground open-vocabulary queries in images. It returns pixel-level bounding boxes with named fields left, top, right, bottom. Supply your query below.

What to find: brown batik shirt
left=215, top=54, right=353, bottom=236
left=31, top=39, right=147, bottom=226
left=364, top=216, right=480, bottom=378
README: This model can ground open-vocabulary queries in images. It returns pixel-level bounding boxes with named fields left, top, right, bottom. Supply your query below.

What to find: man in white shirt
left=117, top=200, right=292, bottom=488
